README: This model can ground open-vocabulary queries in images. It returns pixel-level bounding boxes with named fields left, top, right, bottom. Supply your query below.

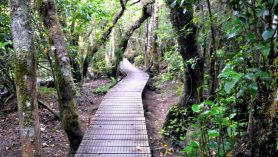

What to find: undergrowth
left=39, top=87, right=56, bottom=94
left=94, top=77, right=118, bottom=94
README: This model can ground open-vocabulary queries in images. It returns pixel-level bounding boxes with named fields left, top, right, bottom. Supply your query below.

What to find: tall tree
left=38, top=0, right=83, bottom=155
left=11, top=0, right=41, bottom=156
left=144, top=18, right=151, bottom=70
left=150, top=0, right=160, bottom=73
left=165, top=0, right=204, bottom=106
left=206, top=0, right=217, bottom=95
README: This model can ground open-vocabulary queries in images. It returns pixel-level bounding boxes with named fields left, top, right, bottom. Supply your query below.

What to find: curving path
left=75, top=59, right=151, bottom=157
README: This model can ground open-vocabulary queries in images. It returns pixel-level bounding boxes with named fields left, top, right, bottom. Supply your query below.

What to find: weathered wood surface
left=75, top=59, right=150, bottom=157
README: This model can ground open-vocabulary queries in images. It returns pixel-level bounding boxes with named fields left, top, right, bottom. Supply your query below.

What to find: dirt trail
left=143, top=81, right=183, bottom=157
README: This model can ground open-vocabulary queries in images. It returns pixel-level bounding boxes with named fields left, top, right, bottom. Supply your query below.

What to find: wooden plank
left=75, top=154, right=152, bottom=157
left=101, top=104, right=143, bottom=106
left=94, top=114, right=144, bottom=117
left=79, top=140, right=149, bottom=147
left=102, top=101, right=143, bottom=103
left=89, top=124, right=147, bottom=130
left=76, top=146, right=151, bottom=154
left=91, top=121, right=146, bottom=125
left=101, top=102, right=143, bottom=104
left=92, top=117, right=146, bottom=121
left=99, top=105, right=143, bottom=110
left=86, top=129, right=147, bottom=135
left=83, top=134, right=148, bottom=140
left=97, top=108, right=144, bottom=111
left=96, top=111, right=144, bottom=114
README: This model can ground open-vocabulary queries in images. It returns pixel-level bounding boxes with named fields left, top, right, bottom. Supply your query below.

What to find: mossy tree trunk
left=206, top=0, right=217, bottom=95
left=165, top=0, right=204, bottom=107
left=38, top=0, right=83, bottom=155
left=11, top=0, right=42, bottom=156
left=144, top=18, right=151, bottom=70
left=112, top=0, right=154, bottom=76
left=150, top=0, right=160, bottom=73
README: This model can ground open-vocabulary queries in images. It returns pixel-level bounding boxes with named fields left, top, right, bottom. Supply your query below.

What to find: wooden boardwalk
left=75, top=59, right=151, bottom=157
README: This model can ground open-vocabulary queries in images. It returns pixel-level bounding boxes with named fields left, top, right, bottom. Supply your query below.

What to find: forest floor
left=0, top=75, right=183, bottom=157
left=0, top=78, right=110, bottom=157
left=143, top=79, right=185, bottom=157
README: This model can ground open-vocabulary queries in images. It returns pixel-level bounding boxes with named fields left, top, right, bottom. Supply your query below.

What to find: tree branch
left=82, top=0, right=130, bottom=77
left=38, top=100, right=60, bottom=121
left=129, top=0, right=141, bottom=6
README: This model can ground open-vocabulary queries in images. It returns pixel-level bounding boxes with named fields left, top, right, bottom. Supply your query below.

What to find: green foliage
left=39, top=87, right=56, bottom=94
left=94, top=77, right=117, bottom=94
left=162, top=105, right=190, bottom=145
left=218, top=66, right=243, bottom=94
left=184, top=98, right=238, bottom=157
left=155, top=46, right=184, bottom=87
left=57, top=0, right=110, bottom=33
left=134, top=54, right=144, bottom=67
left=163, top=0, right=276, bottom=156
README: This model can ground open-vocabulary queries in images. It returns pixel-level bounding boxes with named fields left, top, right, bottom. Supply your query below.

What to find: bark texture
left=82, top=0, right=128, bottom=78
left=39, top=0, right=83, bottom=155
left=165, top=0, right=204, bottom=106
left=112, top=0, right=154, bottom=76
left=144, top=18, right=151, bottom=70
left=206, top=0, right=217, bottom=95
left=150, top=0, right=159, bottom=73
left=11, top=0, right=41, bottom=156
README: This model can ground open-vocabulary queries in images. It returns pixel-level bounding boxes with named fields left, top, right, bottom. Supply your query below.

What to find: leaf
left=246, top=32, right=256, bottom=42
left=0, top=41, right=12, bottom=48
left=227, top=26, right=240, bottom=39
left=210, top=107, right=219, bottom=115
left=208, top=130, right=220, bottom=137
left=170, top=0, right=177, bottom=8
left=181, top=0, right=185, bottom=5
left=190, top=141, right=199, bottom=148
left=262, top=29, right=274, bottom=40
left=229, top=113, right=237, bottom=119
left=227, top=124, right=237, bottom=137
left=183, top=146, right=192, bottom=153
left=205, top=100, right=215, bottom=106
left=183, top=8, right=187, bottom=14
left=219, top=68, right=242, bottom=94
left=216, top=49, right=225, bottom=58
left=236, top=89, right=244, bottom=98
left=192, top=104, right=200, bottom=113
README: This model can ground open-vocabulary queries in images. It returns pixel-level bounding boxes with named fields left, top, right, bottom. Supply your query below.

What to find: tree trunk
left=165, top=0, right=204, bottom=106
left=144, top=19, right=151, bottom=70
left=82, top=0, right=128, bottom=78
left=206, top=0, right=217, bottom=95
left=38, top=0, right=83, bottom=155
left=11, top=0, right=41, bottom=156
left=150, top=0, right=160, bottom=73
left=112, top=0, right=154, bottom=76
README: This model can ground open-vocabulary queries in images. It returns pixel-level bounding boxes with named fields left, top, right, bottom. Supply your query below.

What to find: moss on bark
left=11, top=0, right=41, bottom=156
left=39, top=0, right=83, bottom=155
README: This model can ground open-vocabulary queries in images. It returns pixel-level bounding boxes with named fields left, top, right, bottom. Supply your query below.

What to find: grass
left=39, top=87, right=56, bottom=94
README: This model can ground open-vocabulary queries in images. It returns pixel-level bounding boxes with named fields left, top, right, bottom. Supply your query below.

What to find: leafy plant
left=94, top=77, right=118, bottom=94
